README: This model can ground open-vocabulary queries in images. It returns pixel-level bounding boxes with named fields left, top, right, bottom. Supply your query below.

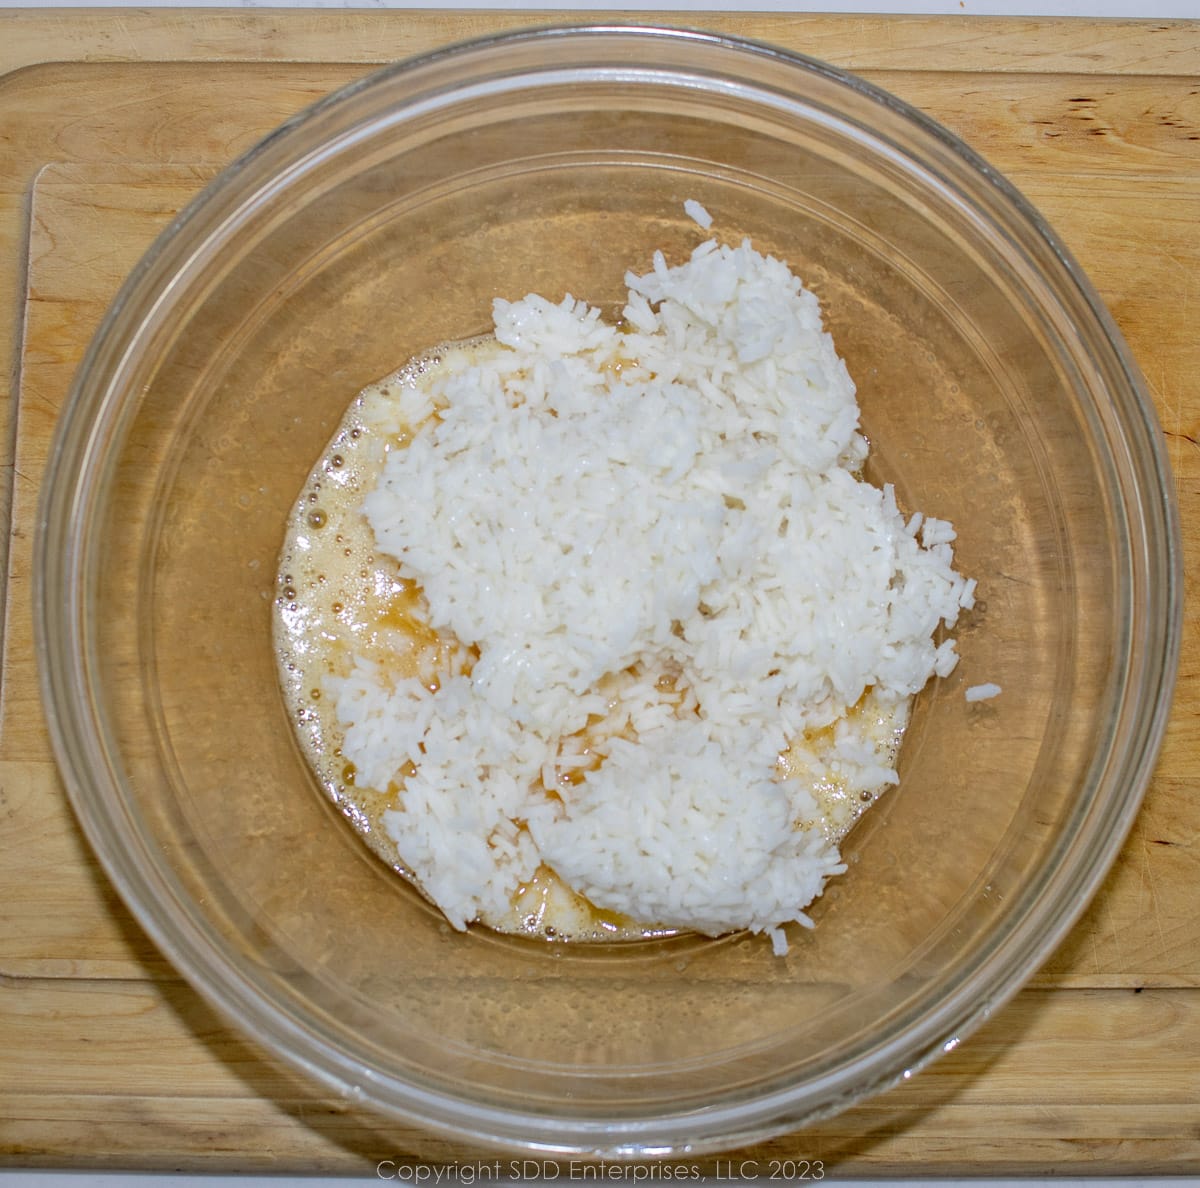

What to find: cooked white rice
left=329, top=221, right=975, bottom=943
left=965, top=682, right=1002, bottom=702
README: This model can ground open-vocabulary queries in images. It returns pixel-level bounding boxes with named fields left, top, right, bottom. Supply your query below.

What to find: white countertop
left=3, top=0, right=1198, bottom=13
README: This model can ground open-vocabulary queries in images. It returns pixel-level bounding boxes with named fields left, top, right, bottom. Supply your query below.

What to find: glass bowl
left=35, top=26, right=1180, bottom=1157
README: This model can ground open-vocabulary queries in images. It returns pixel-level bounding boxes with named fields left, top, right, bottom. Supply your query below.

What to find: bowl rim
left=34, top=22, right=1183, bottom=1157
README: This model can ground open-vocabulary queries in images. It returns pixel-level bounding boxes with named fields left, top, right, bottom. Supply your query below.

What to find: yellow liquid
left=275, top=342, right=908, bottom=941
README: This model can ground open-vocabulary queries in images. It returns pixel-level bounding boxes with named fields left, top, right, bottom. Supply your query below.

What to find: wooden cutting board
left=1, top=9, right=1198, bottom=1175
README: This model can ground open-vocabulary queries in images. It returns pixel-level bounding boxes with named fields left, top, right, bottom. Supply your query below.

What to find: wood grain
left=0, top=10, right=1198, bottom=1174
left=0, top=10, right=1196, bottom=77
left=2, top=980, right=1198, bottom=1174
